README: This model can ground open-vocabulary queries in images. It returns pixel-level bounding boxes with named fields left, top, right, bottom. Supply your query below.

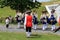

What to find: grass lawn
left=0, top=6, right=45, bottom=19
left=0, top=7, right=16, bottom=17
left=0, top=32, right=60, bottom=40
left=0, top=1, right=60, bottom=40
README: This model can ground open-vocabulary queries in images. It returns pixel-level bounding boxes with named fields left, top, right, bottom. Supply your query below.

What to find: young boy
left=17, top=15, right=21, bottom=28
left=32, top=13, right=38, bottom=30
left=49, top=15, right=57, bottom=31
left=16, top=15, right=21, bottom=28
left=49, top=10, right=57, bottom=31
left=40, top=11, right=48, bottom=30
left=25, top=10, right=33, bottom=37
left=5, top=17, right=10, bottom=28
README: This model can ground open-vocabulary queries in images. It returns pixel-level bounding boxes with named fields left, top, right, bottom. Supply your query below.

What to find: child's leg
left=6, top=24, right=9, bottom=28
left=29, top=27, right=32, bottom=36
left=45, top=23, right=48, bottom=29
left=51, top=25, right=56, bottom=31
left=18, top=22, right=20, bottom=28
left=26, top=27, right=29, bottom=37
left=42, top=24, right=46, bottom=30
left=26, top=27, right=31, bottom=37
left=53, top=25, right=56, bottom=30
left=32, top=23, right=34, bottom=29
left=51, top=25, right=54, bottom=31
left=34, top=24, right=37, bottom=30
left=34, top=24, right=37, bottom=29
left=24, top=23, right=26, bottom=29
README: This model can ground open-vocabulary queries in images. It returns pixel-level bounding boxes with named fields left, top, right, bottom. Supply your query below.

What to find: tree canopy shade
left=0, top=0, right=41, bottom=13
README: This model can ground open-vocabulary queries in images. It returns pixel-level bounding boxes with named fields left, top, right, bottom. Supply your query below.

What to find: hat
left=25, top=10, right=31, bottom=14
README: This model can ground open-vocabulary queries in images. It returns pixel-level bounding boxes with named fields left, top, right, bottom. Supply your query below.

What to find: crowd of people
left=5, top=9, right=60, bottom=37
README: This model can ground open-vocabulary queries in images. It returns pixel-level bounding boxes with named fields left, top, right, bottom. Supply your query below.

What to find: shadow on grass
left=36, top=28, right=52, bottom=31
left=27, top=34, right=41, bottom=38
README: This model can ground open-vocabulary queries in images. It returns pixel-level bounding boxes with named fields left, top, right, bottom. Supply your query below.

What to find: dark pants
left=26, top=27, right=32, bottom=32
left=6, top=24, right=9, bottom=28
left=55, top=27, right=60, bottom=32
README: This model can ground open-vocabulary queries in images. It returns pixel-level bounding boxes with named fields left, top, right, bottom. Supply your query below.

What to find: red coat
left=26, top=15, right=32, bottom=27
left=58, top=18, right=60, bottom=26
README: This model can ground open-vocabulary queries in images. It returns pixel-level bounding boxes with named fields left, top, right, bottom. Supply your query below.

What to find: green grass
left=0, top=7, right=16, bottom=17
left=0, top=1, right=60, bottom=40
left=0, top=6, right=45, bottom=20
left=0, top=32, right=60, bottom=40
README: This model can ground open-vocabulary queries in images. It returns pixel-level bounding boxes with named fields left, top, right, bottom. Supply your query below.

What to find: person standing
left=16, top=15, right=21, bottom=28
left=18, top=16, right=22, bottom=28
left=5, top=17, right=10, bottom=28
left=40, top=11, right=48, bottom=30
left=33, top=13, right=38, bottom=30
left=25, top=10, right=33, bottom=37
left=32, top=10, right=38, bottom=30
left=49, top=10, right=57, bottom=31
left=49, top=15, right=57, bottom=31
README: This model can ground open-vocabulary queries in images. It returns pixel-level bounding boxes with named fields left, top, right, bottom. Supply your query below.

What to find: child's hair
left=33, top=10, right=36, bottom=12
left=9, top=15, right=11, bottom=17
left=42, top=10, right=47, bottom=14
left=26, top=10, right=31, bottom=15
left=51, top=9, right=55, bottom=13
left=27, top=12, right=31, bottom=15
left=17, top=15, right=19, bottom=17
left=6, top=17, right=9, bottom=19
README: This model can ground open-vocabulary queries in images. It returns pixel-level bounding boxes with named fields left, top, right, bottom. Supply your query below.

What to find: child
left=32, top=10, right=38, bottom=30
left=49, top=15, right=57, bottom=31
left=54, top=16, right=60, bottom=32
left=5, top=17, right=10, bottom=28
left=17, top=15, right=21, bottom=28
left=49, top=9, right=57, bottom=31
left=33, top=13, right=38, bottom=30
left=40, top=10, right=48, bottom=30
left=25, top=10, right=32, bottom=37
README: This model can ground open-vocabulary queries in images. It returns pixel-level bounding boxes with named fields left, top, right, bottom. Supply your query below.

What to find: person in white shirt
left=40, top=10, right=48, bottom=30
left=5, top=17, right=10, bottom=28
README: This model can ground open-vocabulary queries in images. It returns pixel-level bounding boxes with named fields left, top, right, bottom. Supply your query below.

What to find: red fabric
left=58, top=18, right=60, bottom=25
left=26, top=15, right=32, bottom=27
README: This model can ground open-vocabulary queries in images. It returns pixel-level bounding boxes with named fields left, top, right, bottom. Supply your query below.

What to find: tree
left=0, top=0, right=41, bottom=13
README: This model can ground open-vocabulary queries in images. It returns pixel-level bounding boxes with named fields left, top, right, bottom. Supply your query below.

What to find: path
left=0, top=24, right=60, bottom=35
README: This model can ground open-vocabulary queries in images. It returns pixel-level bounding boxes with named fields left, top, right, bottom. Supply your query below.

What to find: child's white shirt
left=5, top=19, right=9, bottom=24
left=40, top=14, right=46, bottom=19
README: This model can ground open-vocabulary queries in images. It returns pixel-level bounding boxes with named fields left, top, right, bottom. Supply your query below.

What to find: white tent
left=45, top=4, right=60, bottom=21
left=45, top=4, right=59, bottom=15
left=55, top=5, right=60, bottom=17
